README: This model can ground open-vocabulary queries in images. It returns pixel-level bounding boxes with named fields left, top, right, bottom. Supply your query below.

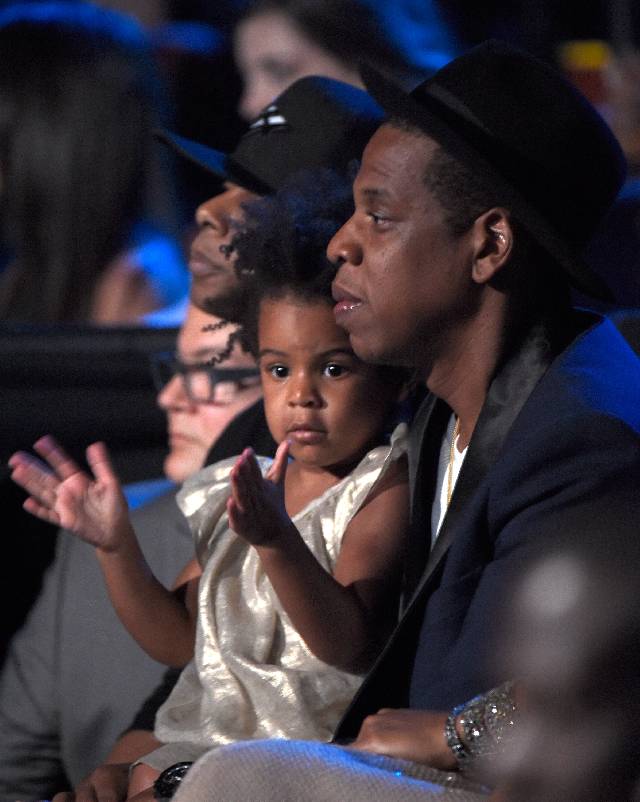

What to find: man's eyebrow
left=358, top=187, right=391, bottom=202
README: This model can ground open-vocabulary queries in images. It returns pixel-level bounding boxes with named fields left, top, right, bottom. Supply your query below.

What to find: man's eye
left=368, top=212, right=387, bottom=225
left=268, top=364, right=289, bottom=379
left=324, top=363, right=347, bottom=378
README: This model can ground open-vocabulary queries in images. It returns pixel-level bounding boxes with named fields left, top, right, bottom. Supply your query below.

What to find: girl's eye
left=268, top=364, right=289, bottom=379
left=324, top=363, right=347, bottom=378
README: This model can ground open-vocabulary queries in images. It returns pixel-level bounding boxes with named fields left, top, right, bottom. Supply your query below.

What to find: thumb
left=266, top=440, right=290, bottom=484
left=86, top=441, right=119, bottom=485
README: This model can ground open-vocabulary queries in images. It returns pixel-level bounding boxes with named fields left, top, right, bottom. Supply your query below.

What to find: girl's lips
left=287, top=425, right=327, bottom=445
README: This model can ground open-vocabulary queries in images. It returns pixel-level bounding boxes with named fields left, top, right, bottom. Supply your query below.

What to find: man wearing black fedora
left=168, top=40, right=640, bottom=801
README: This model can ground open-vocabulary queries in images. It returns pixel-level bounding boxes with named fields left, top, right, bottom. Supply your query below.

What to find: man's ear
left=470, top=208, right=513, bottom=285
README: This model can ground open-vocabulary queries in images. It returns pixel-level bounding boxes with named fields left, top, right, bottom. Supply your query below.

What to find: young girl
left=9, top=174, right=413, bottom=797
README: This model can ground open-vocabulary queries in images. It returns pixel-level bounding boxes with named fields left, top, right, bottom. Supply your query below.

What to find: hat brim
left=361, top=64, right=614, bottom=302
left=154, top=130, right=273, bottom=196
left=155, top=129, right=228, bottom=181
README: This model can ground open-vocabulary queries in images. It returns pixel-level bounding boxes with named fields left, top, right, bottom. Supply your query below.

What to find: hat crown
left=362, top=39, right=626, bottom=298
left=411, top=40, right=626, bottom=247
left=229, top=76, right=384, bottom=194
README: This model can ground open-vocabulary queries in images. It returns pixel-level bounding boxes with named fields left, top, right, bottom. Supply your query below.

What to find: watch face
left=153, top=761, right=193, bottom=800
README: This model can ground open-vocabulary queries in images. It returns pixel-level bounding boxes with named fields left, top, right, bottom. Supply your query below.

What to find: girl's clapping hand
left=227, top=440, right=291, bottom=546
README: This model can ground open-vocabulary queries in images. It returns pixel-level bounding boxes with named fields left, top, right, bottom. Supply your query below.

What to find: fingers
left=9, top=451, right=59, bottom=501
left=9, top=452, right=62, bottom=524
left=52, top=793, right=76, bottom=802
left=86, top=442, right=118, bottom=484
left=22, top=495, right=61, bottom=526
left=230, top=449, right=261, bottom=511
left=266, top=440, right=290, bottom=484
left=33, top=435, right=82, bottom=480
left=67, top=763, right=130, bottom=802
left=227, top=494, right=240, bottom=532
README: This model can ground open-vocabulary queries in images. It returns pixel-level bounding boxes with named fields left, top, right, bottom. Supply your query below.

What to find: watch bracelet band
left=444, top=711, right=471, bottom=764
left=445, top=680, right=519, bottom=770
left=153, top=761, right=194, bottom=800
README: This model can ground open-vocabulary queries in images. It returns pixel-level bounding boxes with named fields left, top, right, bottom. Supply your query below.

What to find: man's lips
left=189, top=250, right=231, bottom=278
left=331, top=283, right=362, bottom=320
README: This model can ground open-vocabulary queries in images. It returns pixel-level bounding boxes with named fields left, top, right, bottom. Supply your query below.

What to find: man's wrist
left=444, top=681, right=519, bottom=773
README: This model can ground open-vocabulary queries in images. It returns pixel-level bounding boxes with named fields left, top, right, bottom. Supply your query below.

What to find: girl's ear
left=470, top=208, right=513, bottom=285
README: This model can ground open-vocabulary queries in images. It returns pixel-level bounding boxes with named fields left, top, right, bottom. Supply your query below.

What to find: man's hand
left=51, top=762, right=130, bottom=802
left=352, top=708, right=457, bottom=769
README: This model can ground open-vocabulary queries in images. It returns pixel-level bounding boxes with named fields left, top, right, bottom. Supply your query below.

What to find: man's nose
left=195, top=196, right=230, bottom=237
left=327, top=216, right=362, bottom=267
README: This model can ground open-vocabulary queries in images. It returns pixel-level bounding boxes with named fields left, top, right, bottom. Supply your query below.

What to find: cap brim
left=154, top=129, right=273, bottom=196
left=154, top=129, right=229, bottom=182
left=360, top=64, right=614, bottom=302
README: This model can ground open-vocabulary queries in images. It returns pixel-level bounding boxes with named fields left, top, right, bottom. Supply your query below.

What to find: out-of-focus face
left=189, top=183, right=258, bottom=315
left=233, top=10, right=362, bottom=120
left=157, top=304, right=262, bottom=483
left=258, top=295, right=399, bottom=476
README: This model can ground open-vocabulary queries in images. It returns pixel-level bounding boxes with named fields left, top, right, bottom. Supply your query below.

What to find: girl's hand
left=9, top=435, right=130, bottom=551
left=227, top=440, right=291, bottom=546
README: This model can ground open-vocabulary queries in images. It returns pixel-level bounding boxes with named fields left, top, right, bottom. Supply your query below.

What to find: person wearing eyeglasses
left=152, top=302, right=262, bottom=486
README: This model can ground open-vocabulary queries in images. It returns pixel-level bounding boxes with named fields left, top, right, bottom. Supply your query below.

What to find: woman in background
left=233, top=0, right=459, bottom=119
left=0, top=1, right=188, bottom=324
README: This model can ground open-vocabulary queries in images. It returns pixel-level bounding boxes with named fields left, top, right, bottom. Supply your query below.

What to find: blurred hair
left=239, top=0, right=457, bottom=87
left=230, top=168, right=353, bottom=355
left=0, top=2, right=169, bottom=322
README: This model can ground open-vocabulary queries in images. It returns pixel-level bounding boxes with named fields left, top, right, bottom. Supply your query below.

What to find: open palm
left=227, top=441, right=291, bottom=546
left=9, top=436, right=129, bottom=551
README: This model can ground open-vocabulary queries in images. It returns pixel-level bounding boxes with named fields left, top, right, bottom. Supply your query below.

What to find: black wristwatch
left=153, top=761, right=193, bottom=801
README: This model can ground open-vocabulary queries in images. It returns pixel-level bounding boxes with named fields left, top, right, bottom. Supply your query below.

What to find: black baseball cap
left=156, top=75, right=384, bottom=195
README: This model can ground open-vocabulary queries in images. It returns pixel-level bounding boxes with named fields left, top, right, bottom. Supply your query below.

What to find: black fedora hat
left=156, top=76, right=384, bottom=196
left=362, top=40, right=627, bottom=300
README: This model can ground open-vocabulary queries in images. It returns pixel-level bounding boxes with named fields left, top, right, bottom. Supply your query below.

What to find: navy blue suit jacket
left=335, top=312, right=640, bottom=739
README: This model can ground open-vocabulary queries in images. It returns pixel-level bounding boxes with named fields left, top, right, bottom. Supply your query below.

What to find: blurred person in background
left=232, top=0, right=459, bottom=120
left=153, top=303, right=262, bottom=484
left=0, top=301, right=261, bottom=801
left=0, top=1, right=189, bottom=325
left=493, top=506, right=640, bottom=802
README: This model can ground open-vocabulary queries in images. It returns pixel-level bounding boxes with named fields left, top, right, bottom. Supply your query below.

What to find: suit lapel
left=402, top=319, right=558, bottom=613
left=334, top=313, right=600, bottom=741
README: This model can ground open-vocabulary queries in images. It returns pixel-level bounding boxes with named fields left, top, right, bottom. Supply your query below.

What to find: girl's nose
left=287, top=373, right=321, bottom=408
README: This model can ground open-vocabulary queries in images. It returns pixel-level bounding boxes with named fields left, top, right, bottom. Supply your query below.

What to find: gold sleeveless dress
left=142, top=425, right=408, bottom=771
